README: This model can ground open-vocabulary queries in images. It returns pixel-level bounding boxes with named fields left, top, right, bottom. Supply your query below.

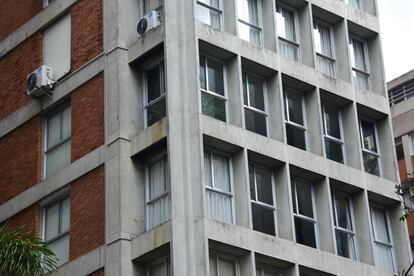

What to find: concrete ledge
left=130, top=222, right=171, bottom=260
left=130, top=118, right=168, bottom=157
left=50, top=245, right=106, bottom=276
left=0, top=54, right=104, bottom=139
left=128, top=25, right=165, bottom=64
left=0, top=0, right=78, bottom=58
left=0, top=145, right=106, bottom=222
left=205, top=219, right=391, bottom=276
left=201, top=115, right=399, bottom=201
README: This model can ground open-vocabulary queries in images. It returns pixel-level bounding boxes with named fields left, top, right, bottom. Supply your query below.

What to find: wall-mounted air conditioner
left=137, top=10, right=161, bottom=37
left=26, top=65, right=54, bottom=98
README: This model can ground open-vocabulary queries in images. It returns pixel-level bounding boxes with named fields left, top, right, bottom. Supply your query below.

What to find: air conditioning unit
left=137, top=10, right=161, bottom=37
left=26, top=65, right=54, bottom=98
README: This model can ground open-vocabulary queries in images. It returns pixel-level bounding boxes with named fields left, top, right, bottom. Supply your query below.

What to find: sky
left=377, top=0, right=414, bottom=82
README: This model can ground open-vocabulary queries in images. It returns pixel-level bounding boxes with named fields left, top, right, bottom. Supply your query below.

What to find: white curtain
left=319, top=25, right=332, bottom=57
left=207, top=190, right=233, bottom=224
left=238, top=0, right=258, bottom=25
left=279, top=40, right=299, bottom=61
left=317, top=56, right=335, bottom=76
left=352, top=39, right=366, bottom=71
left=277, top=7, right=295, bottom=41
left=196, top=1, right=220, bottom=29
left=50, top=234, right=69, bottom=266
left=213, top=153, right=230, bottom=192
left=374, top=243, right=394, bottom=272
left=46, top=140, right=71, bottom=177
left=371, top=207, right=394, bottom=271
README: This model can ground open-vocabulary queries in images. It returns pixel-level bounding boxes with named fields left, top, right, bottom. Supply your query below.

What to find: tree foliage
left=0, top=225, right=58, bottom=276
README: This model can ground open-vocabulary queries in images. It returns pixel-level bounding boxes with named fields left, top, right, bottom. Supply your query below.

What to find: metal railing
left=389, top=79, right=414, bottom=106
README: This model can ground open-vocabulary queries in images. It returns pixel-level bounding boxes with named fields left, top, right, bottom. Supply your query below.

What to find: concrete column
left=234, top=149, right=251, bottom=228
left=262, top=0, right=277, bottom=52
left=402, top=134, right=413, bottom=175
left=368, top=35, right=386, bottom=97
left=224, top=0, right=237, bottom=35
left=377, top=117, right=399, bottom=182
left=267, top=72, right=285, bottom=142
left=342, top=102, right=363, bottom=170
left=228, top=55, right=244, bottom=128
left=305, top=88, right=324, bottom=156
left=298, top=3, right=315, bottom=68
left=334, top=19, right=352, bottom=83
left=315, top=177, right=335, bottom=253
left=279, top=165, right=295, bottom=241
left=163, top=0, right=208, bottom=275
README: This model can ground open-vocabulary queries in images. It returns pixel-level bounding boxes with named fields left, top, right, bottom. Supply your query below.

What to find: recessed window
left=256, top=262, right=283, bottom=276
left=44, top=104, right=71, bottom=178
left=344, top=0, right=361, bottom=9
left=350, top=36, right=370, bottom=90
left=145, top=61, right=166, bottom=127
left=196, top=0, right=222, bottom=29
left=291, top=177, right=317, bottom=248
left=243, top=72, right=267, bottom=136
left=276, top=4, right=299, bottom=61
left=359, top=119, right=380, bottom=176
left=147, top=257, right=170, bottom=276
left=332, top=191, right=357, bottom=260
left=43, top=196, right=70, bottom=267
left=249, top=163, right=276, bottom=236
left=209, top=251, right=238, bottom=276
left=204, top=149, right=233, bottom=224
left=313, top=19, right=335, bottom=77
left=284, top=89, right=307, bottom=150
left=370, top=205, right=395, bottom=272
left=146, top=153, right=170, bottom=230
left=237, top=0, right=262, bottom=46
left=322, top=103, right=344, bottom=163
left=144, top=0, right=162, bottom=14
left=200, top=55, right=227, bottom=122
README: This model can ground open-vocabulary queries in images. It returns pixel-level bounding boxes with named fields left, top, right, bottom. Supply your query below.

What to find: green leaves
left=0, top=225, right=58, bottom=276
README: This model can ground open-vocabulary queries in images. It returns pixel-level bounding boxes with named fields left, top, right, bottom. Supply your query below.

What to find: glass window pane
left=148, top=262, right=167, bottom=276
left=207, top=190, right=233, bottom=223
left=237, top=0, right=258, bottom=25
left=317, top=55, right=335, bottom=76
left=295, top=180, right=313, bottom=218
left=238, top=22, right=261, bottom=46
left=60, top=197, right=70, bottom=233
left=286, top=125, right=306, bottom=150
left=276, top=6, right=295, bottom=41
left=360, top=120, right=377, bottom=152
left=61, top=106, right=71, bottom=140
left=196, top=4, right=221, bottom=29
left=333, top=193, right=352, bottom=230
left=200, top=57, right=207, bottom=90
left=245, top=108, right=267, bottom=136
left=218, top=257, right=236, bottom=276
left=374, top=243, right=394, bottom=272
left=46, top=140, right=71, bottom=177
left=249, top=164, right=256, bottom=200
left=363, top=151, right=380, bottom=176
left=350, top=39, right=366, bottom=71
left=202, top=92, right=226, bottom=121
left=252, top=203, right=275, bottom=235
left=50, top=234, right=69, bottom=266
left=247, top=75, right=265, bottom=110
left=149, top=157, right=166, bottom=200
left=199, top=0, right=219, bottom=8
left=210, top=256, right=218, bottom=276
left=323, top=105, right=341, bottom=139
left=314, top=24, right=332, bottom=57
left=205, top=151, right=213, bottom=188
left=286, top=92, right=303, bottom=125
left=352, top=70, right=370, bottom=90
left=207, top=58, right=224, bottom=95
left=255, top=167, right=272, bottom=204
left=336, top=230, right=357, bottom=259
left=147, top=65, right=163, bottom=103
left=147, top=97, right=166, bottom=127
left=45, top=203, right=60, bottom=240
left=212, top=153, right=230, bottom=192
left=294, top=217, right=316, bottom=248
left=371, top=207, right=390, bottom=243
left=47, top=113, right=61, bottom=149
left=279, top=39, right=299, bottom=61
left=147, top=194, right=169, bottom=229
left=325, top=139, right=343, bottom=163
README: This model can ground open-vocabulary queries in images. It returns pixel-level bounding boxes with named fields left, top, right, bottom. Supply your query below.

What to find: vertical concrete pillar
left=267, top=72, right=285, bottom=142
left=224, top=0, right=237, bottom=35
left=262, top=0, right=277, bottom=52
left=390, top=205, right=413, bottom=273
left=342, top=102, right=363, bottom=170
left=228, top=55, right=244, bottom=128
left=315, top=177, right=335, bottom=253
left=377, top=117, right=399, bottom=182
left=305, top=88, right=324, bottom=156
left=278, top=164, right=295, bottom=241
left=234, top=149, right=251, bottom=228
left=299, top=3, right=315, bottom=68
left=334, top=19, right=352, bottom=83
left=368, top=35, right=386, bottom=97
left=402, top=134, right=413, bottom=175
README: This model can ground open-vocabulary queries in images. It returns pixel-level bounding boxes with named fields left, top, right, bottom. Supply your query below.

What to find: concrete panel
left=130, top=222, right=171, bottom=260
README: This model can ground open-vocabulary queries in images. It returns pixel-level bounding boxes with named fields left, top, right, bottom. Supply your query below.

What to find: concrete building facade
left=0, top=0, right=411, bottom=275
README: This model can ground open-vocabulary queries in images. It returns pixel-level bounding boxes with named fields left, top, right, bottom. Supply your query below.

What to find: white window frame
left=291, top=177, right=319, bottom=248
left=284, top=88, right=308, bottom=150
left=43, top=103, right=71, bottom=178
left=209, top=251, right=240, bottom=276
left=145, top=152, right=170, bottom=230
left=41, top=193, right=70, bottom=267
left=313, top=18, right=336, bottom=77
left=146, top=256, right=170, bottom=276
left=331, top=190, right=358, bottom=260
left=204, top=148, right=235, bottom=224
left=359, top=118, right=382, bottom=176
left=196, top=0, right=223, bottom=30
left=369, top=203, right=397, bottom=273
left=349, top=34, right=371, bottom=90
left=243, top=71, right=268, bottom=136
left=276, top=3, right=301, bottom=62
left=237, top=0, right=263, bottom=46
left=322, top=103, right=345, bottom=164
left=199, top=54, right=228, bottom=122
left=144, top=59, right=166, bottom=128
left=249, top=162, right=277, bottom=236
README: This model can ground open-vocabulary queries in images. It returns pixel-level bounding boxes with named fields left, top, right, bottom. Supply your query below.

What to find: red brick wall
left=71, top=73, right=104, bottom=161
left=71, top=0, right=103, bottom=71
left=398, top=159, right=408, bottom=182
left=0, top=0, right=42, bottom=40
left=6, top=205, right=41, bottom=236
left=0, top=34, right=42, bottom=120
left=69, top=165, right=105, bottom=260
left=0, top=116, right=41, bottom=204
left=407, top=214, right=414, bottom=237
left=87, top=268, right=105, bottom=276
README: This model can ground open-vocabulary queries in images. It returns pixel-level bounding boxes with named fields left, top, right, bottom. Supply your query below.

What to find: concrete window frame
left=144, top=59, right=166, bottom=128
left=369, top=203, right=397, bottom=273
left=291, top=176, right=319, bottom=249
left=145, top=151, right=170, bottom=230
left=331, top=190, right=358, bottom=260
left=322, top=102, right=345, bottom=164
left=195, top=0, right=223, bottom=30
left=248, top=162, right=277, bottom=236
left=242, top=70, right=268, bottom=137
left=313, top=18, right=336, bottom=77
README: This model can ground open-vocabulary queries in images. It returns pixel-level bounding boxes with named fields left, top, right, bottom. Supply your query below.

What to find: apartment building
left=0, top=0, right=411, bottom=275
left=389, top=69, right=414, bottom=254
